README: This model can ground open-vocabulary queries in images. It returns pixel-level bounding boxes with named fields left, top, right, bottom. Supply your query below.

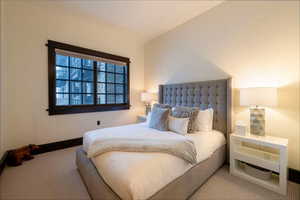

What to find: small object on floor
left=6, top=144, right=40, bottom=166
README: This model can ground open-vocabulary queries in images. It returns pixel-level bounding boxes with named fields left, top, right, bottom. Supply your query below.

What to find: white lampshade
left=240, top=87, right=277, bottom=107
left=141, top=92, right=153, bottom=102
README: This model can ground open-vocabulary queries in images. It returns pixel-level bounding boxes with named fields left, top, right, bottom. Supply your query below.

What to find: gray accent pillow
left=171, top=106, right=199, bottom=133
left=148, top=107, right=170, bottom=131
left=152, top=103, right=171, bottom=109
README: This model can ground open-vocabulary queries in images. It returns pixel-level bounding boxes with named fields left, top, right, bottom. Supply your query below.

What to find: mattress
left=86, top=123, right=226, bottom=200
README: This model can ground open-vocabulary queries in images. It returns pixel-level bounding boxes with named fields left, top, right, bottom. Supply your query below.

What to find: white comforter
left=84, top=123, right=226, bottom=200
left=83, top=124, right=197, bottom=164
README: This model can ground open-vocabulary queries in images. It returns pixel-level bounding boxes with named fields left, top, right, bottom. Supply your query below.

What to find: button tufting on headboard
left=158, top=79, right=232, bottom=136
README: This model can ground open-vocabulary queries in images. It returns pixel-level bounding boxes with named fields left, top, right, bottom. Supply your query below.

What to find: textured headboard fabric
left=158, top=79, right=232, bottom=136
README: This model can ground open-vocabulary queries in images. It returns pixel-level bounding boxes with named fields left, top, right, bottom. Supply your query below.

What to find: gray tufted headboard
left=158, top=79, right=232, bottom=137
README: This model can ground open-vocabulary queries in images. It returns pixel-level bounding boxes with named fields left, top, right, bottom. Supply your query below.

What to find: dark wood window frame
left=47, top=40, right=130, bottom=115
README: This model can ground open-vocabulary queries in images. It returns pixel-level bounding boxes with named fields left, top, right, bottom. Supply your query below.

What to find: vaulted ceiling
left=61, top=1, right=223, bottom=42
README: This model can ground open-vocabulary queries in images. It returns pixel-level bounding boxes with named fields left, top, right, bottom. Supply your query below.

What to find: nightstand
left=230, top=133, right=288, bottom=195
left=137, top=115, right=147, bottom=123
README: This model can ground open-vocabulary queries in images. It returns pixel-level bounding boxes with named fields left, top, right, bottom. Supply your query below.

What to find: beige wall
left=1, top=1, right=144, bottom=151
left=145, top=1, right=300, bottom=169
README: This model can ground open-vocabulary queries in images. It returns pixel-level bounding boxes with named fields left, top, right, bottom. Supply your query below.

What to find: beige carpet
left=0, top=147, right=299, bottom=200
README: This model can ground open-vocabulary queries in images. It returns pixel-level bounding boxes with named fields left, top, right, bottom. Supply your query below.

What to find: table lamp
left=141, top=92, right=154, bottom=115
left=240, top=87, right=277, bottom=136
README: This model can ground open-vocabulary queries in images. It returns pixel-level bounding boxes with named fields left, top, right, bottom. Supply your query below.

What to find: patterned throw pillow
left=152, top=103, right=171, bottom=109
left=171, top=106, right=199, bottom=133
left=148, top=106, right=170, bottom=131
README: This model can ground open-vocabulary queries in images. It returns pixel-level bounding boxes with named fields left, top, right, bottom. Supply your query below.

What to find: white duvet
left=84, top=123, right=226, bottom=200
left=83, top=124, right=197, bottom=164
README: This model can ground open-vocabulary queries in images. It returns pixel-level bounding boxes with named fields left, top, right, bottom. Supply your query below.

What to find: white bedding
left=86, top=123, right=226, bottom=200
left=83, top=123, right=197, bottom=164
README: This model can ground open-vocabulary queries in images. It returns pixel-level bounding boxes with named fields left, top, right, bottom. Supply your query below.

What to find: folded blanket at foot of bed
left=83, top=124, right=197, bottom=164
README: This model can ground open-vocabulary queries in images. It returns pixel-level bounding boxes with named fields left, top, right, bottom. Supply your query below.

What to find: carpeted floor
left=0, top=147, right=299, bottom=200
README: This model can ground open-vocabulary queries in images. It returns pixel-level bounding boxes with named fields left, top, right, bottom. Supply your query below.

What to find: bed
left=76, top=78, right=232, bottom=200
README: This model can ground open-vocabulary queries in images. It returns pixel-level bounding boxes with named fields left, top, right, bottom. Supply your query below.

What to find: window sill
left=48, top=104, right=130, bottom=115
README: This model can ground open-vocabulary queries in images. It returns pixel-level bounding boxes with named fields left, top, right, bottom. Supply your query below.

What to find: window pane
left=56, top=80, right=69, bottom=93
left=56, top=66, right=69, bottom=80
left=125, top=73, right=128, bottom=83
left=83, top=94, right=93, bottom=105
left=107, top=73, right=115, bottom=83
left=115, top=65, right=124, bottom=73
left=83, top=70, right=93, bottom=81
left=116, top=95, right=124, bottom=104
left=70, top=68, right=81, bottom=80
left=56, top=93, right=69, bottom=105
left=107, top=84, right=115, bottom=93
left=97, top=72, right=106, bottom=82
left=116, top=84, right=124, bottom=94
left=125, top=85, right=128, bottom=102
left=83, top=59, right=93, bottom=69
left=70, top=94, right=82, bottom=105
left=97, top=94, right=106, bottom=104
left=56, top=54, right=69, bottom=66
left=97, top=62, right=106, bottom=71
left=70, top=81, right=82, bottom=93
left=107, top=63, right=115, bottom=72
left=107, top=95, right=115, bottom=104
left=83, top=82, right=93, bottom=93
left=70, top=57, right=81, bottom=68
left=115, top=74, right=124, bottom=83
left=97, top=83, right=106, bottom=93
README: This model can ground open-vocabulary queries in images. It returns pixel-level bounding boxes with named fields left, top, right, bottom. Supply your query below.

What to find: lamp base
left=250, top=108, right=265, bottom=136
left=145, top=104, right=151, bottom=116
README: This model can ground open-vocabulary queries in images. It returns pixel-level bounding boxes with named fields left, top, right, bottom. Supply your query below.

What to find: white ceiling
left=60, top=1, right=223, bottom=42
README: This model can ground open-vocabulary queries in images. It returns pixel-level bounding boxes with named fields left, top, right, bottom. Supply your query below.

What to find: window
left=47, top=40, right=130, bottom=115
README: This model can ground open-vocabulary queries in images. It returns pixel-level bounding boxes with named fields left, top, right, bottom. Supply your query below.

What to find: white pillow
left=195, top=108, right=214, bottom=132
left=168, top=115, right=189, bottom=135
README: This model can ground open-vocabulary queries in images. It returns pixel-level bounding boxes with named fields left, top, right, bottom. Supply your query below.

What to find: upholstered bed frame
left=76, top=78, right=232, bottom=200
